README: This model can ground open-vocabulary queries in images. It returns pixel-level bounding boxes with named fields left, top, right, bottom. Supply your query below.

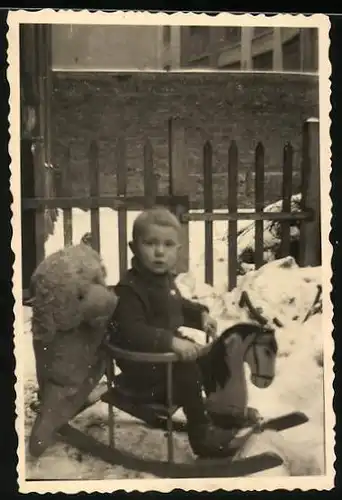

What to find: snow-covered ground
left=22, top=209, right=326, bottom=480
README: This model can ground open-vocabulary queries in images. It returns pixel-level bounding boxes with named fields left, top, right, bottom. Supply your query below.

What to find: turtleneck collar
left=131, top=256, right=173, bottom=287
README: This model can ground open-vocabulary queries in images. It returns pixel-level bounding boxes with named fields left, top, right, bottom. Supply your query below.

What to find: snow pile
left=236, top=194, right=302, bottom=274
left=177, top=256, right=324, bottom=475
left=187, top=195, right=303, bottom=291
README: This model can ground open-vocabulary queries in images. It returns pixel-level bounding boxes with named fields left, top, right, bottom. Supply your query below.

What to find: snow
left=23, top=209, right=325, bottom=479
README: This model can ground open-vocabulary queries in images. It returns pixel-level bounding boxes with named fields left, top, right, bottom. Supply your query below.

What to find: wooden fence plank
left=228, top=140, right=238, bottom=291
left=89, top=141, right=101, bottom=253
left=168, top=118, right=189, bottom=274
left=203, top=141, right=213, bottom=286
left=299, top=118, right=321, bottom=266
left=183, top=211, right=312, bottom=222
left=254, top=142, right=265, bottom=270
left=279, top=142, right=293, bottom=258
left=144, top=138, right=158, bottom=208
left=62, top=145, right=73, bottom=246
left=117, top=137, right=128, bottom=277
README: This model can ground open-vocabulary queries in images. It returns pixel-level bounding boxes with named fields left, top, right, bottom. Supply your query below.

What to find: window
left=309, top=28, right=318, bottom=71
left=187, top=26, right=210, bottom=58
left=163, top=26, right=171, bottom=44
left=224, top=27, right=241, bottom=45
left=189, top=26, right=209, bottom=37
left=253, top=50, right=273, bottom=70
left=282, top=33, right=300, bottom=72
left=299, top=28, right=318, bottom=72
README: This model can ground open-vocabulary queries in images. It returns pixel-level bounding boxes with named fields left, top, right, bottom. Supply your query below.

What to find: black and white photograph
left=8, top=10, right=333, bottom=493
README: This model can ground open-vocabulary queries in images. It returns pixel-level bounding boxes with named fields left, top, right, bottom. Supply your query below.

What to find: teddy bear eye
left=78, top=292, right=84, bottom=300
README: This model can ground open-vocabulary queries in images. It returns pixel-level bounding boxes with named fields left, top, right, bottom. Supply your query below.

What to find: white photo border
left=7, top=9, right=333, bottom=494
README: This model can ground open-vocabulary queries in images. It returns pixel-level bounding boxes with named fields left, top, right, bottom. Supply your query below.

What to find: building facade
left=171, top=26, right=318, bottom=72
left=51, top=24, right=164, bottom=70
left=50, top=24, right=317, bottom=73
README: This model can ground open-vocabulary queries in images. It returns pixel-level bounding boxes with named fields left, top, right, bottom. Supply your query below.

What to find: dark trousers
left=169, top=359, right=209, bottom=427
left=138, top=357, right=210, bottom=428
left=117, top=355, right=212, bottom=429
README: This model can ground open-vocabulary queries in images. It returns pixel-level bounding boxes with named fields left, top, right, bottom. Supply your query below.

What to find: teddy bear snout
left=81, top=284, right=118, bottom=326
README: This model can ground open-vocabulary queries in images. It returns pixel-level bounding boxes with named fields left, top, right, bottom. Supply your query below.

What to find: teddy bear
left=28, top=241, right=118, bottom=458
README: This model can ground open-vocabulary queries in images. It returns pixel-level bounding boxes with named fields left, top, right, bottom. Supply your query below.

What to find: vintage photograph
left=8, top=10, right=333, bottom=493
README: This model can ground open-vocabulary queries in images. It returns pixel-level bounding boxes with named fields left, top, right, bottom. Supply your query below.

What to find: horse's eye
left=264, top=348, right=272, bottom=358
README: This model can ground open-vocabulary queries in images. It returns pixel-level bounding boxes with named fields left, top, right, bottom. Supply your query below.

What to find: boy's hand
left=202, top=311, right=218, bottom=340
left=171, top=337, right=201, bottom=361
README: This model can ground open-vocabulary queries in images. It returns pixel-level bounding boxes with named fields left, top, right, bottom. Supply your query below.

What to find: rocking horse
left=94, top=292, right=308, bottom=475
left=101, top=321, right=279, bottom=459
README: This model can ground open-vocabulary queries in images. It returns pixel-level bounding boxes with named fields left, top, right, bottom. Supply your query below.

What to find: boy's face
left=133, top=223, right=181, bottom=274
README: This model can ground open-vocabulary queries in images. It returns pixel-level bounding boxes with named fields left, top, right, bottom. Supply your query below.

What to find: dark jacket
left=109, top=258, right=209, bottom=388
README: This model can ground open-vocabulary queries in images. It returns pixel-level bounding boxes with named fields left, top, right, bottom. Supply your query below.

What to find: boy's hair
left=132, top=206, right=182, bottom=242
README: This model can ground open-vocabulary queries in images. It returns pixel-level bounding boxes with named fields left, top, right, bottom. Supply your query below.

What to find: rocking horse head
left=200, top=322, right=278, bottom=397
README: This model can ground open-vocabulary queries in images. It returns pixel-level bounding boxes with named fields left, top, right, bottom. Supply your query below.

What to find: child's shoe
left=188, top=422, right=246, bottom=458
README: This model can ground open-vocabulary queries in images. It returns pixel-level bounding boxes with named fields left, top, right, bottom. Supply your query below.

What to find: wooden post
left=44, top=24, right=52, bottom=168
left=203, top=141, right=213, bottom=285
left=228, top=141, right=238, bottom=291
left=254, top=142, right=265, bottom=269
left=33, top=24, right=47, bottom=265
left=279, top=143, right=293, bottom=258
left=20, top=24, right=39, bottom=294
left=117, top=137, right=128, bottom=277
left=272, top=28, right=283, bottom=71
left=168, top=118, right=189, bottom=274
left=89, top=141, right=101, bottom=253
left=299, top=118, right=321, bottom=267
left=62, top=145, right=73, bottom=246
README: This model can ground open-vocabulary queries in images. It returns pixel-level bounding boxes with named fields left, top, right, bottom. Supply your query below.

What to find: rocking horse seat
left=101, top=373, right=179, bottom=419
left=101, top=343, right=180, bottom=429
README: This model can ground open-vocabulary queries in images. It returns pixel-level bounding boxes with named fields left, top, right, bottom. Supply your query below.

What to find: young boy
left=109, top=206, right=240, bottom=458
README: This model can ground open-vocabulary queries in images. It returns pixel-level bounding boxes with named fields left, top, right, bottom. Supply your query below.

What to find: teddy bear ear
left=81, top=232, right=93, bottom=247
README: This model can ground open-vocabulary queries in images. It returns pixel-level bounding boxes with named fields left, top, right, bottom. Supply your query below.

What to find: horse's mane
left=201, top=322, right=276, bottom=396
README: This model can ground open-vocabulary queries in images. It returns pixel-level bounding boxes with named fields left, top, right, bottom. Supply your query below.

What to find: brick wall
left=51, top=72, right=318, bottom=209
